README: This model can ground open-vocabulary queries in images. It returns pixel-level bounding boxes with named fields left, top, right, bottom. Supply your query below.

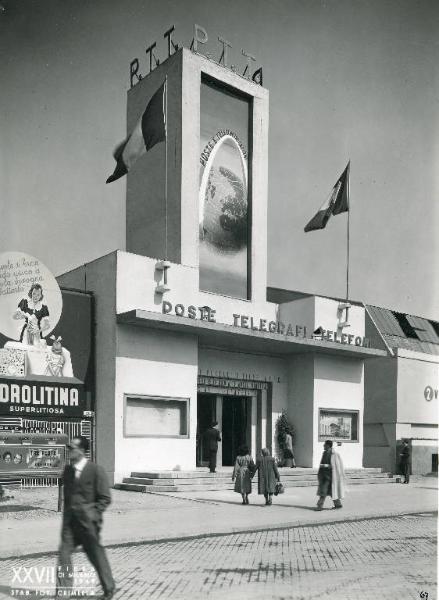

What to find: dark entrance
left=222, top=396, right=250, bottom=466
left=196, top=393, right=216, bottom=467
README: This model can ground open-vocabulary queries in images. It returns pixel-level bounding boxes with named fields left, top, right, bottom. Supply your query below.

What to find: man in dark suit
left=399, top=439, right=411, bottom=484
left=57, top=436, right=115, bottom=599
left=204, top=421, right=221, bottom=473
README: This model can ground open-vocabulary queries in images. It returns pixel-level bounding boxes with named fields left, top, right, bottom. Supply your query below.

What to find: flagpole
left=164, top=76, right=168, bottom=261
left=346, top=161, right=350, bottom=302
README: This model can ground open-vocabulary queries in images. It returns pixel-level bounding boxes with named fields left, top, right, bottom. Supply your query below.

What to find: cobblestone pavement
left=0, top=512, right=436, bottom=600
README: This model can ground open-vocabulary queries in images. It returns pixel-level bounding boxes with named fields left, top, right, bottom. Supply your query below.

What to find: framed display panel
left=124, top=394, right=190, bottom=438
left=0, top=443, right=66, bottom=476
left=199, top=75, right=252, bottom=300
left=318, top=409, right=359, bottom=442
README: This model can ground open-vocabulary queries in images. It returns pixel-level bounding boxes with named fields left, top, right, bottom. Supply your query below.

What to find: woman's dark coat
left=255, top=456, right=280, bottom=495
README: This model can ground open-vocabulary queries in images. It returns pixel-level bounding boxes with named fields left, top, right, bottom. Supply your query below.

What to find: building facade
left=364, top=306, right=438, bottom=475
left=58, top=49, right=389, bottom=485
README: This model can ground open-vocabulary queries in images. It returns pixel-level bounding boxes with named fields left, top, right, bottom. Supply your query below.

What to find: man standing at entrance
left=316, top=440, right=345, bottom=510
left=57, top=436, right=115, bottom=599
left=204, top=421, right=221, bottom=473
left=399, top=439, right=411, bottom=484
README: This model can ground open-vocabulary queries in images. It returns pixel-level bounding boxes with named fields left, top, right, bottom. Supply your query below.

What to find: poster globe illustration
left=199, top=135, right=248, bottom=299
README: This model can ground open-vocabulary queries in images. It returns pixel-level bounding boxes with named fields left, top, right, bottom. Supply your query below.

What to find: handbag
left=274, top=481, right=284, bottom=496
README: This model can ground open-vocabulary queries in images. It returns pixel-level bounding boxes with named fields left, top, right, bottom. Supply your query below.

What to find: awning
left=117, top=309, right=388, bottom=359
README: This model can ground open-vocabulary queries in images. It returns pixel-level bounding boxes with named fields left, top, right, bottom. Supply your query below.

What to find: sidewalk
left=0, top=476, right=437, bottom=559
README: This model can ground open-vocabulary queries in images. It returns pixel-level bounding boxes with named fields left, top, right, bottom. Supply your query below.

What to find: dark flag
left=304, top=162, right=350, bottom=232
left=106, top=82, right=166, bottom=184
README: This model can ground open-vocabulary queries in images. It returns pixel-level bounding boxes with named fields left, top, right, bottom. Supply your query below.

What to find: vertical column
left=251, top=394, right=257, bottom=458
left=261, top=388, right=267, bottom=450
left=256, top=390, right=262, bottom=457
left=266, top=383, right=273, bottom=455
left=216, top=395, right=223, bottom=468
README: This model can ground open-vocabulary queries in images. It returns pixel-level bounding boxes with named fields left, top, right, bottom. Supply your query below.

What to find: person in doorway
left=56, top=436, right=115, bottom=600
left=399, top=440, right=411, bottom=484
left=284, top=432, right=296, bottom=467
left=232, top=445, right=256, bottom=505
left=204, top=421, right=221, bottom=473
left=254, top=448, right=280, bottom=505
left=316, top=440, right=345, bottom=510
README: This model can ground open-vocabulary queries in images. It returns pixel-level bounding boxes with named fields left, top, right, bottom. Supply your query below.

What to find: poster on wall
left=199, top=78, right=251, bottom=299
left=0, top=443, right=66, bottom=475
left=0, top=252, right=76, bottom=380
left=318, top=410, right=358, bottom=441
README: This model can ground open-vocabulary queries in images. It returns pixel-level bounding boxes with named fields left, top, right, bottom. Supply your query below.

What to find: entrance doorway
left=222, top=396, right=251, bottom=466
left=196, top=393, right=216, bottom=467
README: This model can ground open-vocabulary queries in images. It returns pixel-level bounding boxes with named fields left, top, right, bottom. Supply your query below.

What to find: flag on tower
left=106, top=82, right=166, bottom=184
left=304, top=162, right=350, bottom=232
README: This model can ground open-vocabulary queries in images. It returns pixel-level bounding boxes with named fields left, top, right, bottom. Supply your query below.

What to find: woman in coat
left=232, top=445, right=255, bottom=504
left=255, top=448, right=280, bottom=505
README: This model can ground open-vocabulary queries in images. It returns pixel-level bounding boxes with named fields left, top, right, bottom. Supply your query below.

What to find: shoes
left=102, top=589, right=116, bottom=600
left=245, top=497, right=249, bottom=505
left=315, top=506, right=323, bottom=511
left=332, top=506, right=343, bottom=509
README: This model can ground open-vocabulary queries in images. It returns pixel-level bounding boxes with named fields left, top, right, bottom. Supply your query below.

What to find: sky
left=1, top=0, right=438, bottom=319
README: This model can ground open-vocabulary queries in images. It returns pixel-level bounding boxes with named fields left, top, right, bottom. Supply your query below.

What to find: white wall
left=287, top=355, right=315, bottom=467
left=114, top=326, right=198, bottom=482
left=116, top=251, right=278, bottom=326
left=313, top=355, right=364, bottom=468
left=314, top=297, right=365, bottom=339
left=396, top=351, right=439, bottom=425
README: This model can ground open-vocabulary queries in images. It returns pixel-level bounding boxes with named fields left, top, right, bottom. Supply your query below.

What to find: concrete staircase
left=114, top=467, right=397, bottom=493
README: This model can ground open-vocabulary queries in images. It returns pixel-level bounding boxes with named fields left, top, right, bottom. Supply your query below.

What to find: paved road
left=0, top=512, right=436, bottom=600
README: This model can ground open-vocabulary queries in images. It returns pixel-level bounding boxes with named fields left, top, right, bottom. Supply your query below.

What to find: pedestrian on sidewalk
left=254, top=448, right=280, bottom=505
left=232, top=445, right=256, bottom=505
left=316, top=440, right=345, bottom=511
left=204, top=421, right=221, bottom=473
left=56, top=436, right=116, bottom=600
left=399, top=440, right=411, bottom=484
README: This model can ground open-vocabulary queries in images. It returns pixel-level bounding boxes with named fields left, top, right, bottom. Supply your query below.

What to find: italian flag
left=106, top=82, right=166, bottom=184
left=304, top=162, right=350, bottom=232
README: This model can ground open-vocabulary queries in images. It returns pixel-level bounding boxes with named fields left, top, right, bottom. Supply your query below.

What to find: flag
left=304, top=162, right=350, bottom=232
left=106, top=82, right=166, bottom=184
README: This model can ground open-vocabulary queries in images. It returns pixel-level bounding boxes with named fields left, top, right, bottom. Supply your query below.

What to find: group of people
left=57, top=431, right=410, bottom=599
left=232, top=439, right=346, bottom=510
left=232, top=446, right=280, bottom=505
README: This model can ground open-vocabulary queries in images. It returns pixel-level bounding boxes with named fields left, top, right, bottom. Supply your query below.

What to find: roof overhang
left=117, top=309, right=389, bottom=359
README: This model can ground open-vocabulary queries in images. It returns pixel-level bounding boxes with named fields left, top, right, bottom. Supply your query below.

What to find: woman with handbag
left=254, top=448, right=280, bottom=505
left=232, top=445, right=256, bottom=505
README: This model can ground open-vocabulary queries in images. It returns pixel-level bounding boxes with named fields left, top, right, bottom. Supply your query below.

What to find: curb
left=0, top=509, right=435, bottom=563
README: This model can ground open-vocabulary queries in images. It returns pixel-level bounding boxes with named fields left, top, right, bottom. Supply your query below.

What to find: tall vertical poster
left=199, top=78, right=251, bottom=299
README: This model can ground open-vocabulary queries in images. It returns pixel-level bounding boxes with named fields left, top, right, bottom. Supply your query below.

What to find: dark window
left=392, top=312, right=418, bottom=339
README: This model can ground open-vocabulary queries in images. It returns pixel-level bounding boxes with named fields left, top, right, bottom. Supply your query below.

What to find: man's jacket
left=62, top=462, right=111, bottom=530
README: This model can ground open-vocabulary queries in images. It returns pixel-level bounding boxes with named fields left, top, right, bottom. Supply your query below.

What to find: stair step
left=117, top=468, right=395, bottom=493
left=115, top=483, right=178, bottom=493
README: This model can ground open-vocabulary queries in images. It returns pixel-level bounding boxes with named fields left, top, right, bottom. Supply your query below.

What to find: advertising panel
left=0, top=252, right=94, bottom=418
left=0, top=444, right=66, bottom=476
left=199, top=78, right=251, bottom=299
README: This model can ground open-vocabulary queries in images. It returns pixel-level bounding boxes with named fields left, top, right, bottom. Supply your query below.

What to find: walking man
left=57, top=436, right=115, bottom=599
left=204, top=421, right=221, bottom=473
left=399, top=439, right=411, bottom=484
left=316, top=440, right=345, bottom=510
